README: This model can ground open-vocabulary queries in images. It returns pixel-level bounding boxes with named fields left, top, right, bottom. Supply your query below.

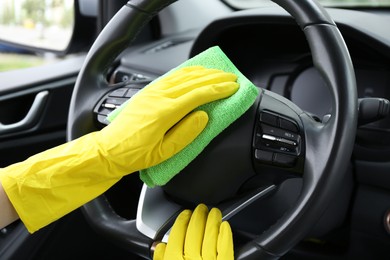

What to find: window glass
left=0, top=0, right=74, bottom=72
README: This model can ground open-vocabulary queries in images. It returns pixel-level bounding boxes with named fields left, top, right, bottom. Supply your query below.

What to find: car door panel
left=0, top=56, right=84, bottom=167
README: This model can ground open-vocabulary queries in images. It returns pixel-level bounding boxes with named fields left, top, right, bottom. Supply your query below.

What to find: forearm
left=0, top=132, right=123, bottom=233
left=0, top=181, right=19, bottom=229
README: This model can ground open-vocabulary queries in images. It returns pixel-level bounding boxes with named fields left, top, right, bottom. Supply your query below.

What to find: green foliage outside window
left=1, top=0, right=73, bottom=29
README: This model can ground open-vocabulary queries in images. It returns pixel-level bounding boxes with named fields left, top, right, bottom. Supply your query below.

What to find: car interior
left=0, top=0, right=390, bottom=259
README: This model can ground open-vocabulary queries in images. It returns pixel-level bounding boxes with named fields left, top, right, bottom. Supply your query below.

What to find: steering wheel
left=67, top=0, right=357, bottom=259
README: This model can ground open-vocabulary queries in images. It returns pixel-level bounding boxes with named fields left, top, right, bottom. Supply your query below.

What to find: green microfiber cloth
left=108, top=46, right=260, bottom=187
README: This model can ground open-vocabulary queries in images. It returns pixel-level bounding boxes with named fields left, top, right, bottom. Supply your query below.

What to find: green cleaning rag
left=108, top=46, right=260, bottom=187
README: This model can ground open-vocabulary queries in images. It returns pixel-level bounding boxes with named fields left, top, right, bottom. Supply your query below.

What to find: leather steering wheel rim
left=67, top=0, right=357, bottom=259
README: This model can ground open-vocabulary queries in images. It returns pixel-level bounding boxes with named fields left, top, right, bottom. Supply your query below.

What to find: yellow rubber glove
left=0, top=66, right=239, bottom=233
left=154, top=204, right=234, bottom=260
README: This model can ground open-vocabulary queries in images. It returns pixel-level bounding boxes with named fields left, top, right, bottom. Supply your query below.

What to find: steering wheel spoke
left=219, top=185, right=277, bottom=221
left=253, top=89, right=306, bottom=176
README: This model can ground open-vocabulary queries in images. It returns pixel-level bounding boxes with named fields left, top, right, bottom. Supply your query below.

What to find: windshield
left=226, top=0, right=390, bottom=9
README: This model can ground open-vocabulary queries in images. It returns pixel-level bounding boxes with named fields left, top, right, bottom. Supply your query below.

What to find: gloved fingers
left=109, top=80, right=236, bottom=130
left=184, top=203, right=208, bottom=258
left=106, top=66, right=238, bottom=129
left=163, top=82, right=239, bottom=128
left=159, top=111, right=208, bottom=162
left=144, top=66, right=204, bottom=92
left=217, top=221, right=234, bottom=260
left=154, top=81, right=238, bottom=135
left=164, top=209, right=192, bottom=259
left=153, top=243, right=166, bottom=260
left=163, top=70, right=238, bottom=98
left=152, top=66, right=234, bottom=91
left=202, top=208, right=223, bottom=259
left=176, top=81, right=239, bottom=115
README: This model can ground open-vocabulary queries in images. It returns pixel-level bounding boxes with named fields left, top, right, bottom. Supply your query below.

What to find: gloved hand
left=99, top=65, right=239, bottom=173
left=154, top=204, right=234, bottom=260
left=0, top=66, right=239, bottom=233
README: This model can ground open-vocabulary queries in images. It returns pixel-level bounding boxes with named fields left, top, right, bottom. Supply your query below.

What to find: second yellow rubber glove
left=154, top=204, right=234, bottom=260
left=0, top=66, right=239, bottom=233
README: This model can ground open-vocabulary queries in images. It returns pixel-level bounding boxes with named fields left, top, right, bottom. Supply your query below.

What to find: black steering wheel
left=67, top=0, right=357, bottom=259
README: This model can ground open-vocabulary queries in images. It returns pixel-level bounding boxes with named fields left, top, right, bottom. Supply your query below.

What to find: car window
left=0, top=0, right=75, bottom=72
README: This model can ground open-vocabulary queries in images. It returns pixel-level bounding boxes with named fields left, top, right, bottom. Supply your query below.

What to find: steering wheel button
left=103, top=103, right=117, bottom=109
left=261, top=124, right=278, bottom=135
left=255, top=149, right=273, bottom=163
left=262, top=134, right=277, bottom=141
left=273, top=153, right=296, bottom=167
left=279, top=118, right=299, bottom=133
left=106, top=97, right=127, bottom=105
left=125, top=88, right=140, bottom=98
left=109, top=88, right=128, bottom=97
left=276, top=137, right=297, bottom=146
left=260, top=112, right=278, bottom=126
left=98, top=108, right=113, bottom=116
left=261, top=124, right=299, bottom=142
